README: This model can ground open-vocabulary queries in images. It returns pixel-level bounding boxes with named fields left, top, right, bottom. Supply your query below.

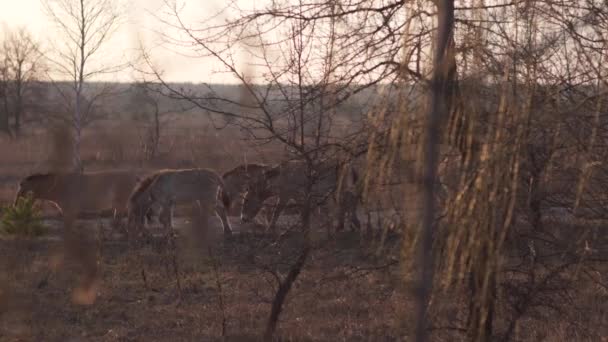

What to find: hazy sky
left=0, top=0, right=254, bottom=83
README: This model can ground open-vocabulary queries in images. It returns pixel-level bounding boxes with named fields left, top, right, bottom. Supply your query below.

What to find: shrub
left=1, top=193, right=45, bottom=237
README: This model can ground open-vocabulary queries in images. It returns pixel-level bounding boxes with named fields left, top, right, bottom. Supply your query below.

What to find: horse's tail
left=215, top=176, right=231, bottom=209
left=221, top=189, right=231, bottom=209
left=13, top=188, right=24, bottom=206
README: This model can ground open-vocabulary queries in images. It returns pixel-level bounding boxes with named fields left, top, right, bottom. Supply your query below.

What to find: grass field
left=0, top=122, right=607, bottom=341
left=0, top=215, right=404, bottom=341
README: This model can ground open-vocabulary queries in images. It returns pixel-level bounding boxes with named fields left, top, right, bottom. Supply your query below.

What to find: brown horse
left=214, top=163, right=273, bottom=231
left=127, top=168, right=232, bottom=236
left=240, top=160, right=361, bottom=232
left=15, top=170, right=148, bottom=220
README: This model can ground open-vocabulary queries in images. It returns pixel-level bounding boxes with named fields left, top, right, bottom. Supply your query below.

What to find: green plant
left=1, top=193, right=45, bottom=237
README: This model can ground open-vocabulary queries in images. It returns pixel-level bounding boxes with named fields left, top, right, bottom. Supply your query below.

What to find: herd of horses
left=13, top=159, right=363, bottom=238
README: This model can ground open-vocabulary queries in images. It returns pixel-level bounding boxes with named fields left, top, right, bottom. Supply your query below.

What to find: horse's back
left=222, top=163, right=270, bottom=199
left=64, top=170, right=142, bottom=214
left=271, top=161, right=342, bottom=200
left=152, top=168, right=224, bottom=205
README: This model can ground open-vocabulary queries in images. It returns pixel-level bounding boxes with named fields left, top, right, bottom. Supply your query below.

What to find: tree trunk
left=0, top=113, right=9, bottom=135
left=0, top=80, right=11, bottom=136
left=467, top=256, right=496, bottom=342
left=0, top=98, right=10, bottom=136
left=415, top=1, right=455, bottom=342
left=14, top=79, right=22, bottom=138
left=72, top=0, right=86, bottom=173
left=73, top=88, right=83, bottom=172
left=152, top=104, right=160, bottom=159
left=264, top=190, right=312, bottom=341
left=263, top=246, right=310, bottom=341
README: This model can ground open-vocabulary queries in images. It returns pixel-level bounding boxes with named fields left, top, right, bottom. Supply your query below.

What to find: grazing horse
left=240, top=160, right=361, bottom=232
left=214, top=163, right=273, bottom=231
left=129, top=164, right=273, bottom=236
left=14, top=170, right=149, bottom=221
left=127, top=168, right=231, bottom=236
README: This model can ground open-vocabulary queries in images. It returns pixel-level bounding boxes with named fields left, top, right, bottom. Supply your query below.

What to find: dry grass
left=0, top=223, right=403, bottom=341
left=0, top=121, right=284, bottom=204
left=0, top=218, right=604, bottom=341
left=1, top=121, right=607, bottom=341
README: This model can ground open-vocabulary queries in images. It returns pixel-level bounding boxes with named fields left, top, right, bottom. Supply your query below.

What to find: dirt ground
left=0, top=215, right=405, bottom=342
left=2, top=214, right=606, bottom=341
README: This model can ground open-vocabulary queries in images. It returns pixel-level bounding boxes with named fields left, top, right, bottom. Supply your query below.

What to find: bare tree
left=139, top=3, right=376, bottom=338
left=42, top=0, right=123, bottom=171
left=0, top=27, right=43, bottom=137
left=129, top=82, right=164, bottom=160
left=0, top=61, right=9, bottom=135
left=128, top=81, right=195, bottom=161
left=142, top=0, right=608, bottom=340
left=416, top=2, right=455, bottom=341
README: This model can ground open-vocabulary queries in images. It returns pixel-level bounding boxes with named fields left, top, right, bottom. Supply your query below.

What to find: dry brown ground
left=0, top=217, right=606, bottom=341
left=0, top=218, right=404, bottom=342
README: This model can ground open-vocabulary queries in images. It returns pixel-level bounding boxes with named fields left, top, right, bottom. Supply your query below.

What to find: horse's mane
left=129, top=173, right=158, bottom=201
left=23, top=173, right=61, bottom=182
left=222, top=163, right=268, bottom=179
left=24, top=170, right=138, bottom=181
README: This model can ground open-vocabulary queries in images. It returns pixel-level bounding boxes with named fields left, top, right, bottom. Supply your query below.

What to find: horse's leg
left=132, top=210, right=150, bottom=242
left=347, top=192, right=362, bottom=232
left=214, top=199, right=233, bottom=236
left=169, top=205, right=175, bottom=236
left=145, top=207, right=155, bottom=226
left=268, top=196, right=287, bottom=233
left=350, top=208, right=362, bottom=232
left=158, top=203, right=174, bottom=237
left=110, top=208, right=128, bottom=238
left=255, top=198, right=275, bottom=227
left=316, top=194, right=341, bottom=234
left=261, top=201, right=273, bottom=226
left=196, top=200, right=212, bottom=242
left=53, top=203, right=65, bottom=219
left=320, top=202, right=334, bottom=234
left=335, top=197, right=346, bottom=233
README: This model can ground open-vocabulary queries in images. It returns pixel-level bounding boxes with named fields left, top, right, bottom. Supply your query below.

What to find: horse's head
left=14, top=173, right=54, bottom=205
left=240, top=178, right=274, bottom=223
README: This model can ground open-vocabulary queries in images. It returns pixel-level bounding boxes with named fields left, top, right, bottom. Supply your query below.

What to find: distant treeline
left=0, top=81, right=395, bottom=134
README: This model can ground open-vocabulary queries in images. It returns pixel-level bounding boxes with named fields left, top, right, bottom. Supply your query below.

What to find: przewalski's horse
left=240, top=159, right=361, bottom=232
left=14, top=170, right=149, bottom=221
left=123, top=172, right=163, bottom=228
left=215, top=163, right=273, bottom=231
left=127, top=168, right=231, bottom=236
left=130, top=164, right=273, bottom=235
